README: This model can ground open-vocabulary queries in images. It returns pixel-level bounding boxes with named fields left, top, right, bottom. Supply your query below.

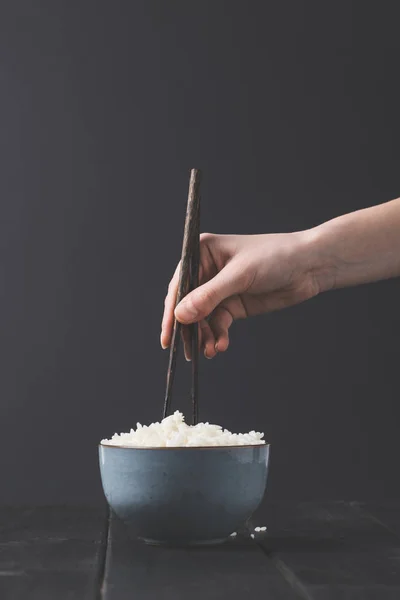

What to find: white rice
left=101, top=410, right=265, bottom=448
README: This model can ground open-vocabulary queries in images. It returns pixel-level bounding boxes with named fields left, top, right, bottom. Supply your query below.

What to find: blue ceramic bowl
left=99, top=443, right=269, bottom=546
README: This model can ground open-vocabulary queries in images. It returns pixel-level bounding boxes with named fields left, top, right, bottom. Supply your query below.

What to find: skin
left=161, top=197, right=400, bottom=359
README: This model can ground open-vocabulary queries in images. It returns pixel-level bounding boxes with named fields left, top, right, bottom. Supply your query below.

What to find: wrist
left=296, top=225, right=339, bottom=294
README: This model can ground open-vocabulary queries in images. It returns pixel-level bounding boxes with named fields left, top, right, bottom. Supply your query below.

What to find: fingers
left=182, top=320, right=217, bottom=361
left=200, top=319, right=217, bottom=359
left=175, top=261, right=242, bottom=325
left=160, top=262, right=180, bottom=349
left=181, top=324, right=192, bottom=361
left=208, top=306, right=233, bottom=353
left=184, top=310, right=233, bottom=360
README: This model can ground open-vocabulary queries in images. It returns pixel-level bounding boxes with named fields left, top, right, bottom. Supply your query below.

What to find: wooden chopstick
left=162, top=169, right=202, bottom=422
left=190, top=197, right=200, bottom=425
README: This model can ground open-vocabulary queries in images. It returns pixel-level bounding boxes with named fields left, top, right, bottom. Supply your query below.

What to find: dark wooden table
left=2, top=501, right=400, bottom=599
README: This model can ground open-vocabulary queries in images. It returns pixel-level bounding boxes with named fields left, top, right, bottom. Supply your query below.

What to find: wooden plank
left=360, top=501, right=400, bottom=539
left=0, top=507, right=107, bottom=600
left=249, top=500, right=400, bottom=600
left=3, top=503, right=400, bottom=599
left=102, top=511, right=300, bottom=600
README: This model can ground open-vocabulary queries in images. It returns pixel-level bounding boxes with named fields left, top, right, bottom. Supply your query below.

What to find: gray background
left=0, top=1, right=399, bottom=505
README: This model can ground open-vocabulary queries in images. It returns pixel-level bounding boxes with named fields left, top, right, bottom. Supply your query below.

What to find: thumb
left=175, top=262, right=241, bottom=324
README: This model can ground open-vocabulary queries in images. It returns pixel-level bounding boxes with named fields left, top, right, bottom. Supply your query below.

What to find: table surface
left=2, top=501, right=400, bottom=599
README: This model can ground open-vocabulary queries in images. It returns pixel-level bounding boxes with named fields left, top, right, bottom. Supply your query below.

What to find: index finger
left=160, top=262, right=180, bottom=349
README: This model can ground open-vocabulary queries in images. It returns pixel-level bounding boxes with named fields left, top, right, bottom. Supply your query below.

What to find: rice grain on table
left=101, top=411, right=265, bottom=448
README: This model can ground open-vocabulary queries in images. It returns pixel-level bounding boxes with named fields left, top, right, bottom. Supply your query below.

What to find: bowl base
left=139, top=536, right=229, bottom=547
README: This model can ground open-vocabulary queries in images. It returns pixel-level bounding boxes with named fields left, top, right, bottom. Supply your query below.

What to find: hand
left=161, top=230, right=322, bottom=359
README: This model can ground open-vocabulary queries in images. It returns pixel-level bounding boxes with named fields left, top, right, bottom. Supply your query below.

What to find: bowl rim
left=98, top=442, right=270, bottom=450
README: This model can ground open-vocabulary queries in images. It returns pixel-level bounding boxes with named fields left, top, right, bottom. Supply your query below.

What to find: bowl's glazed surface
left=99, top=443, right=269, bottom=546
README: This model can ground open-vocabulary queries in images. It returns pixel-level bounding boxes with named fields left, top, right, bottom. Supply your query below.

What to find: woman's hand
left=161, top=230, right=323, bottom=359
left=161, top=197, right=400, bottom=359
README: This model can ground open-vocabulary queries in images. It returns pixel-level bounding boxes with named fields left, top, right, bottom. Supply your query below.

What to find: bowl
left=99, top=443, right=269, bottom=546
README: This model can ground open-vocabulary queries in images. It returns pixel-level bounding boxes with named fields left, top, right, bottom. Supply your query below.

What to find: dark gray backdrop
left=1, top=1, right=399, bottom=505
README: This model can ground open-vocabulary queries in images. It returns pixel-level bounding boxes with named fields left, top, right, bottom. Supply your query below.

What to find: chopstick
left=190, top=196, right=200, bottom=425
left=162, top=169, right=201, bottom=424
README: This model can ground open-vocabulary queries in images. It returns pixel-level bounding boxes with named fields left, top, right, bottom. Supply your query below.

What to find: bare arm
left=310, top=197, right=400, bottom=292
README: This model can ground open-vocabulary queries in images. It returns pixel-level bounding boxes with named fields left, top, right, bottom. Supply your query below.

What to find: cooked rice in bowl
left=101, top=411, right=265, bottom=448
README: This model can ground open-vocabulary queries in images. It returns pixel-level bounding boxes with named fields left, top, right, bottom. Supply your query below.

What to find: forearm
left=307, top=197, right=400, bottom=292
